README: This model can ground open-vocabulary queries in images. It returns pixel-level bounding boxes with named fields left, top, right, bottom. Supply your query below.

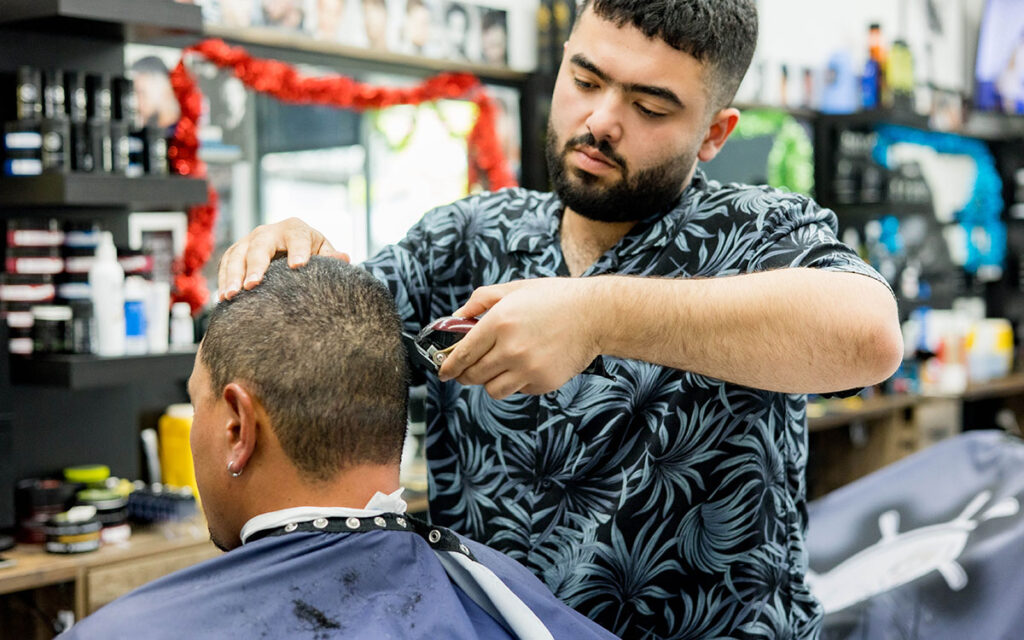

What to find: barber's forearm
left=590, top=269, right=903, bottom=393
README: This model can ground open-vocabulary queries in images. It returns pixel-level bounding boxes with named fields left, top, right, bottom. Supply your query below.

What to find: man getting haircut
left=61, top=257, right=617, bottom=640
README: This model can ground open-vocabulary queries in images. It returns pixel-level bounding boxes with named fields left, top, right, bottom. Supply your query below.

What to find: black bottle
left=40, top=69, right=70, bottom=172
left=15, top=66, right=42, bottom=121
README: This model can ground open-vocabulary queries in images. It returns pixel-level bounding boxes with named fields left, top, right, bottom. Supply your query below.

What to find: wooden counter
left=0, top=520, right=217, bottom=616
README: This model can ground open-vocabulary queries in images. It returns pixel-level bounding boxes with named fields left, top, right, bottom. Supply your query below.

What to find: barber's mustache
left=563, top=133, right=627, bottom=172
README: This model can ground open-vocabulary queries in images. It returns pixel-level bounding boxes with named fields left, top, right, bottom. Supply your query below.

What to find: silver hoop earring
left=228, top=461, right=243, bottom=478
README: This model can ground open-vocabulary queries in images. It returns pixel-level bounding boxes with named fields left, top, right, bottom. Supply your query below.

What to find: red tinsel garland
left=169, top=38, right=517, bottom=311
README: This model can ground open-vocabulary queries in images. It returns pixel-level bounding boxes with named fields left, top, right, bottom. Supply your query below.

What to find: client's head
left=187, top=256, right=409, bottom=550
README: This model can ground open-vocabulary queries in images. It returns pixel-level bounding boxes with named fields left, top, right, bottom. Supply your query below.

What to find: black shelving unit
left=0, top=174, right=208, bottom=208
left=0, top=0, right=201, bottom=38
left=812, top=109, right=931, bottom=212
left=0, top=1, right=204, bottom=532
left=10, top=348, right=197, bottom=389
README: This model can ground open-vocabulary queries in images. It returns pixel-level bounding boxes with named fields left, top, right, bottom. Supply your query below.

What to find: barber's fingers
left=450, top=349, right=509, bottom=388
left=453, top=281, right=523, bottom=319
left=483, top=371, right=527, bottom=401
left=240, top=228, right=282, bottom=291
left=218, top=239, right=249, bottom=300
left=219, top=218, right=339, bottom=300
left=439, top=325, right=497, bottom=382
left=281, top=221, right=338, bottom=268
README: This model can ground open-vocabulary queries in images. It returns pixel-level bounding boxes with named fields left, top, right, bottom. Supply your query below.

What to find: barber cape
left=61, top=490, right=616, bottom=639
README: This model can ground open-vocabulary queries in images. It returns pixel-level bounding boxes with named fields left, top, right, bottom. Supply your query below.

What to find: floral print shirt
left=364, top=170, right=889, bottom=639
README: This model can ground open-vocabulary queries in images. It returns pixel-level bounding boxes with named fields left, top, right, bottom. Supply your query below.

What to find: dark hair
left=200, top=257, right=409, bottom=482
left=130, top=56, right=170, bottom=76
left=481, top=9, right=506, bottom=32
left=446, top=3, right=468, bottom=22
left=577, top=0, right=758, bottom=110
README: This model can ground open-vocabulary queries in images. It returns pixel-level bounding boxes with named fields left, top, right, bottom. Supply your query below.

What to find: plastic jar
left=44, top=508, right=102, bottom=554
left=31, top=304, right=72, bottom=354
left=64, top=464, right=111, bottom=489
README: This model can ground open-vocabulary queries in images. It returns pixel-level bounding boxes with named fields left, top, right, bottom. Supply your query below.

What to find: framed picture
left=128, top=212, right=189, bottom=284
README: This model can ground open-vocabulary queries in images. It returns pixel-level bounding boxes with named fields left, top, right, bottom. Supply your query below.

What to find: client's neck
left=246, top=463, right=402, bottom=516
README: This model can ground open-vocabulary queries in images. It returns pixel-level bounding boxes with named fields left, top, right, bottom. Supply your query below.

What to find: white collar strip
left=239, top=488, right=408, bottom=544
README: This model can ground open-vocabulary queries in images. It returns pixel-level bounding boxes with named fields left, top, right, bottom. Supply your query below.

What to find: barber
left=217, top=1, right=902, bottom=636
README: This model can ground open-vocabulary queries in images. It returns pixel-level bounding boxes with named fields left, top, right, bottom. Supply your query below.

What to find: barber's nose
left=584, top=95, right=623, bottom=146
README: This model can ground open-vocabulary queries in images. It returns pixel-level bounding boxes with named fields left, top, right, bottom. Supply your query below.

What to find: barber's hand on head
left=217, top=217, right=349, bottom=300
left=439, top=278, right=601, bottom=400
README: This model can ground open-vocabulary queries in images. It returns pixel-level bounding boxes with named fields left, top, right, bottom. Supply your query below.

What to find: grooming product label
left=64, top=230, right=100, bottom=248
left=57, top=282, right=91, bottom=300
left=4, top=310, right=33, bottom=329
left=5, top=158, right=42, bottom=176
left=0, top=283, right=56, bottom=302
left=7, top=230, right=65, bottom=247
left=5, top=132, right=42, bottom=149
left=63, top=255, right=96, bottom=274
left=5, top=257, right=64, bottom=275
left=9, top=337, right=33, bottom=354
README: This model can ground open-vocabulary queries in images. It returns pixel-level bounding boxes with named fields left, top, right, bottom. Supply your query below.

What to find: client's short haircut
left=201, top=256, right=409, bottom=481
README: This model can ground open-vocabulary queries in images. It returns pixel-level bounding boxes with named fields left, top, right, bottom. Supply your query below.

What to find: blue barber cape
left=61, top=521, right=618, bottom=639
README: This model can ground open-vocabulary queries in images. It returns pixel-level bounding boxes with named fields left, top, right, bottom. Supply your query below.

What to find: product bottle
left=146, top=280, right=171, bottom=354
left=88, top=231, right=125, bottom=356
left=169, top=302, right=194, bottom=351
left=861, top=23, right=887, bottom=109
left=123, top=275, right=148, bottom=355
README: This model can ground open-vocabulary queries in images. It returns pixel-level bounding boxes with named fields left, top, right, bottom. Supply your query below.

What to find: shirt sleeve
left=361, top=200, right=480, bottom=383
left=747, top=197, right=894, bottom=295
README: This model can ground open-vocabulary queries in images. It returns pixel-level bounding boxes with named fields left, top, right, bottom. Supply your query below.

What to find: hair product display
left=1, top=65, right=167, bottom=177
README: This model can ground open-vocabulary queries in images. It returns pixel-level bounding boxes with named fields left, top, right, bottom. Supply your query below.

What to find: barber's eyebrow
left=569, top=54, right=685, bottom=110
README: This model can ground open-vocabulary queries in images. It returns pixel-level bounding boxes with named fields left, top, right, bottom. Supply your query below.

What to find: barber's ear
left=222, top=383, right=259, bottom=471
left=697, top=107, right=741, bottom=163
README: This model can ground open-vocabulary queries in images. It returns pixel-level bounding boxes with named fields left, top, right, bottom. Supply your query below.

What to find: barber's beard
left=546, top=123, right=697, bottom=223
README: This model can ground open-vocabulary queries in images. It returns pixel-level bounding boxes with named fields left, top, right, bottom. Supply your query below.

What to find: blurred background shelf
left=0, top=174, right=208, bottom=209
left=10, top=348, right=197, bottom=389
left=0, top=0, right=202, bottom=38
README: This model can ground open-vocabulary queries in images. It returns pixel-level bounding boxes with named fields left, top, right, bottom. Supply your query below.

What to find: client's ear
left=222, top=382, right=260, bottom=472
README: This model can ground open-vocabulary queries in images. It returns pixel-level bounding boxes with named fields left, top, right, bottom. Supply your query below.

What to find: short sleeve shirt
left=363, top=170, right=890, bottom=639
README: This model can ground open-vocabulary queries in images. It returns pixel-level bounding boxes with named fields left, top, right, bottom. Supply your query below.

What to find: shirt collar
left=239, top=488, right=409, bottom=544
left=506, top=169, right=707, bottom=259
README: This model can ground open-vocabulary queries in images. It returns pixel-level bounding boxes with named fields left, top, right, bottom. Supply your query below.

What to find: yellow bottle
left=158, top=404, right=198, bottom=498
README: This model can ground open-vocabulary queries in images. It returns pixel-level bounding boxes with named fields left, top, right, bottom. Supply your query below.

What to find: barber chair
left=806, top=431, right=1024, bottom=640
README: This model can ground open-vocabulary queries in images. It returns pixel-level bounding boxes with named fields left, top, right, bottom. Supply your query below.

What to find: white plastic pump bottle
left=89, top=231, right=126, bottom=357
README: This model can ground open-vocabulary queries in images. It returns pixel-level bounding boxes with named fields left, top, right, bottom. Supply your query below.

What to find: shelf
left=808, top=373, right=1024, bottom=432
left=0, top=174, right=208, bottom=209
left=203, top=24, right=531, bottom=83
left=816, top=110, right=931, bottom=130
left=827, top=202, right=935, bottom=220
left=0, top=0, right=202, bottom=38
left=945, top=373, right=1024, bottom=402
left=808, top=393, right=920, bottom=432
left=10, top=347, right=196, bottom=389
left=734, top=102, right=819, bottom=120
